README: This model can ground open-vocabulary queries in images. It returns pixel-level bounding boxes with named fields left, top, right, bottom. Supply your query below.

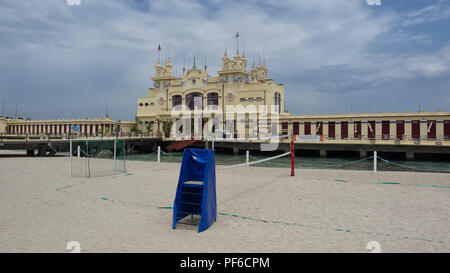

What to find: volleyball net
left=216, top=151, right=292, bottom=170
left=69, top=139, right=126, bottom=178
left=154, top=147, right=450, bottom=174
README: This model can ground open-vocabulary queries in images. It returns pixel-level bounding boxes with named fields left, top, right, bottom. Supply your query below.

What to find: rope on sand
left=56, top=183, right=445, bottom=244
left=157, top=207, right=443, bottom=244
left=56, top=171, right=446, bottom=245
left=333, top=179, right=450, bottom=189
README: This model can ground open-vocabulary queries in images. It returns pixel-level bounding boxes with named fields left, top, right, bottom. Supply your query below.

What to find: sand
left=0, top=150, right=449, bottom=253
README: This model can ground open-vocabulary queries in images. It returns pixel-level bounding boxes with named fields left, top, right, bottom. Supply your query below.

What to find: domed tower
left=151, top=55, right=176, bottom=107
left=218, top=45, right=250, bottom=82
left=256, top=61, right=268, bottom=81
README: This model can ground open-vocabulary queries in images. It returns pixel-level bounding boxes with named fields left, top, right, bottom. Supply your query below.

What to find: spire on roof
left=235, top=31, right=240, bottom=55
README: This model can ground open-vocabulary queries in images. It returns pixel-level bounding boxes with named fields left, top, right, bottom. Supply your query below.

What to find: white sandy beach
left=0, top=150, right=449, bottom=253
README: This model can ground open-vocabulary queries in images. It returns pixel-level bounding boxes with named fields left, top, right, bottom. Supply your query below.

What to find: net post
left=123, top=140, right=127, bottom=173
left=86, top=140, right=90, bottom=178
left=374, top=151, right=377, bottom=173
left=69, top=139, right=72, bottom=177
left=290, top=140, right=295, bottom=176
left=157, top=146, right=161, bottom=163
left=246, top=150, right=249, bottom=167
left=113, top=138, right=117, bottom=171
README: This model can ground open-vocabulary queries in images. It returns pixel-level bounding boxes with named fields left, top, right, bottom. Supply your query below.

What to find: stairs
left=166, top=139, right=198, bottom=151
left=175, top=181, right=204, bottom=225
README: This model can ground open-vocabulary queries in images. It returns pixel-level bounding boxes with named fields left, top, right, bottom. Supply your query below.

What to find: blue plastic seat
left=172, top=148, right=217, bottom=232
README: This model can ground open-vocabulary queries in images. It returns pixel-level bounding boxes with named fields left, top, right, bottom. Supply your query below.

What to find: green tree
left=131, top=124, right=142, bottom=134
left=162, top=120, right=173, bottom=137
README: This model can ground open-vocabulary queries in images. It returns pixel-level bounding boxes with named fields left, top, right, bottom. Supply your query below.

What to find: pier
left=0, top=134, right=163, bottom=156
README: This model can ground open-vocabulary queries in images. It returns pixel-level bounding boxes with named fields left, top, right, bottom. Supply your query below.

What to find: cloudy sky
left=1, top=0, right=449, bottom=121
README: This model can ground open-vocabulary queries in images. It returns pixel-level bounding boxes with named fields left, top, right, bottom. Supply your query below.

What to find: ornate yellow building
left=136, top=48, right=288, bottom=137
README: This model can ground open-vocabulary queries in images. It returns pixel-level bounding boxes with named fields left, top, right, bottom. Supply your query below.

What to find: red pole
left=290, top=140, right=295, bottom=176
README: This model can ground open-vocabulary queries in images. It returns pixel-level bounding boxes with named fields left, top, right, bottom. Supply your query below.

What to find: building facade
left=136, top=48, right=288, bottom=137
left=0, top=117, right=12, bottom=134
left=3, top=117, right=134, bottom=137
left=280, top=111, right=450, bottom=143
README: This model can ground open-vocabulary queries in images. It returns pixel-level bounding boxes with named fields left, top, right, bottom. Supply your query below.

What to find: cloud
left=401, top=0, right=450, bottom=26
left=0, top=0, right=449, bottom=120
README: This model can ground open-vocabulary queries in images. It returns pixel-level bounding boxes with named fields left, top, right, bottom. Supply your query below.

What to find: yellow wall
left=0, top=117, right=9, bottom=134
left=136, top=51, right=287, bottom=133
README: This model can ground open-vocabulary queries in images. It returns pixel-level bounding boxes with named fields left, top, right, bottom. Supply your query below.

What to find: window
left=172, top=95, right=182, bottom=108
left=257, top=97, right=263, bottom=101
left=207, top=93, right=219, bottom=106
left=154, top=82, right=160, bottom=88
left=139, top=103, right=143, bottom=107
left=220, top=76, right=228, bottom=82
left=192, top=79, right=196, bottom=85
left=186, top=92, right=203, bottom=110
left=150, top=102, right=154, bottom=106
left=248, top=98, right=254, bottom=102
left=240, top=98, right=246, bottom=102
left=145, top=103, right=149, bottom=106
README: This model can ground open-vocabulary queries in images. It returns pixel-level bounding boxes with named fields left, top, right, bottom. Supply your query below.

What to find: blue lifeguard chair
left=172, top=148, right=217, bottom=232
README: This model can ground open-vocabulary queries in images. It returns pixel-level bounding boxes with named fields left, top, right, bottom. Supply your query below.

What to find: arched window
left=207, top=92, right=219, bottom=107
left=186, top=92, right=203, bottom=110
left=172, top=95, right=182, bottom=108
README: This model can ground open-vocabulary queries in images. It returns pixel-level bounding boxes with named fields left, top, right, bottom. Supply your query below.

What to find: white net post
left=113, top=138, right=117, bottom=171
left=123, top=141, right=127, bottom=173
left=374, top=151, right=377, bottom=173
left=157, top=146, right=161, bottom=163
left=69, top=139, right=72, bottom=177
left=246, top=150, right=249, bottom=167
left=86, top=140, right=91, bottom=178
